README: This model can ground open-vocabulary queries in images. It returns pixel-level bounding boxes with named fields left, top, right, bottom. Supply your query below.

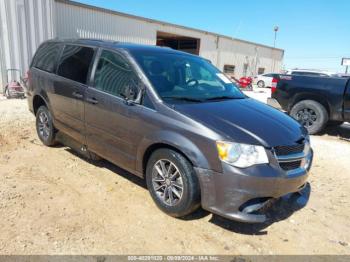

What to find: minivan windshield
left=131, top=51, right=245, bottom=102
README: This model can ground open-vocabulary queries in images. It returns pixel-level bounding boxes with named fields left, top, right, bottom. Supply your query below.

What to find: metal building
left=0, top=0, right=284, bottom=92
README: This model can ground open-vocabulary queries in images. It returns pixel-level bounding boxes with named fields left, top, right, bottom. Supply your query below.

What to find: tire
left=4, top=87, right=11, bottom=99
left=35, top=106, right=57, bottom=146
left=257, top=80, right=265, bottom=88
left=327, top=120, right=344, bottom=127
left=290, top=100, right=328, bottom=135
left=145, top=148, right=200, bottom=218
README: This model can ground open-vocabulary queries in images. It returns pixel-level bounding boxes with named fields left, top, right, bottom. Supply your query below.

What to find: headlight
left=303, top=140, right=311, bottom=154
left=303, top=136, right=311, bottom=153
left=216, top=141, right=269, bottom=168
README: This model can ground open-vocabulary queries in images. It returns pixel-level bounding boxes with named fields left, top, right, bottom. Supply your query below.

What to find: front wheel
left=146, top=149, right=200, bottom=218
left=36, top=106, right=57, bottom=146
left=290, top=100, right=328, bottom=135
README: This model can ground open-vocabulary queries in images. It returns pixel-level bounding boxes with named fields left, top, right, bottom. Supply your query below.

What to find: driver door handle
left=72, top=91, right=83, bottom=99
left=86, top=97, right=98, bottom=105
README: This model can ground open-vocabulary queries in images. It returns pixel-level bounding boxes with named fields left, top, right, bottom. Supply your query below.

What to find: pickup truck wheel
left=146, top=149, right=200, bottom=218
left=290, top=100, right=328, bottom=135
left=257, top=80, right=265, bottom=88
left=36, top=106, right=57, bottom=146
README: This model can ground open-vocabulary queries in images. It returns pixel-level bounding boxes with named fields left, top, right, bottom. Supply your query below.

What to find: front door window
left=94, top=50, right=139, bottom=100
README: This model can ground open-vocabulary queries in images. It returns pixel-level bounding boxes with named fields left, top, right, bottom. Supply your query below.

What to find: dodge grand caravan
left=27, top=39, right=313, bottom=223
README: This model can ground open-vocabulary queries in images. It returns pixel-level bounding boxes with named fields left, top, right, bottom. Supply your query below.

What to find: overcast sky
left=76, top=0, right=350, bottom=73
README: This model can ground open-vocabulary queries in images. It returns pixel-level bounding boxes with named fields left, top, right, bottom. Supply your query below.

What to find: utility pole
left=273, top=26, right=279, bottom=48
left=342, top=58, right=350, bottom=74
left=254, top=47, right=258, bottom=75
left=272, top=26, right=279, bottom=72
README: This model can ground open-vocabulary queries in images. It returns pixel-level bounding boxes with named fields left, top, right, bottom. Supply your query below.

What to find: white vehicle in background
left=254, top=73, right=280, bottom=88
left=285, top=69, right=335, bottom=77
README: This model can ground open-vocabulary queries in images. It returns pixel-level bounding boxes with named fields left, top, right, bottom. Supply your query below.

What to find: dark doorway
left=156, top=31, right=200, bottom=55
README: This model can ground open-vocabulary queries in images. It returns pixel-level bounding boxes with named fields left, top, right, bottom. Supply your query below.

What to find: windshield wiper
left=204, top=96, right=238, bottom=101
left=162, top=96, right=203, bottom=102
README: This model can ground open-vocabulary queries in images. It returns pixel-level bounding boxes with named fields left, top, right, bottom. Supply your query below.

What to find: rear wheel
left=4, top=87, right=11, bottom=99
left=290, top=100, right=328, bottom=135
left=146, top=149, right=200, bottom=218
left=36, top=106, right=57, bottom=146
left=257, top=80, right=265, bottom=88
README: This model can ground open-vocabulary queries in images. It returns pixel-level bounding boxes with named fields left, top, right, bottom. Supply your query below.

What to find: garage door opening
left=156, top=32, right=200, bottom=55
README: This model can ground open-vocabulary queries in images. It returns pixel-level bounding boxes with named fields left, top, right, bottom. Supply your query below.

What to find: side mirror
left=121, top=83, right=142, bottom=106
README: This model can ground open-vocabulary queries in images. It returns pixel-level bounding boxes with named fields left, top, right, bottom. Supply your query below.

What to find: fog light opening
left=239, top=197, right=274, bottom=214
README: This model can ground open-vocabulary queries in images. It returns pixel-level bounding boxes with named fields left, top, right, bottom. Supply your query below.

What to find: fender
left=135, top=130, right=213, bottom=175
left=290, top=92, right=331, bottom=113
left=32, top=90, right=53, bottom=115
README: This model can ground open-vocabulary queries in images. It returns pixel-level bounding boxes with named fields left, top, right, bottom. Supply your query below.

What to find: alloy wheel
left=38, top=111, right=50, bottom=140
left=296, top=108, right=317, bottom=127
left=151, top=159, right=184, bottom=206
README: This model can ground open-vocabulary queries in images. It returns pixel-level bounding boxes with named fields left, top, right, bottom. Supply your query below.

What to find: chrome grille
left=274, top=143, right=305, bottom=156
left=274, top=140, right=307, bottom=172
left=280, top=160, right=302, bottom=171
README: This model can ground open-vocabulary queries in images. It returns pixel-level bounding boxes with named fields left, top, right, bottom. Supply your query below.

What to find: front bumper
left=194, top=150, right=313, bottom=223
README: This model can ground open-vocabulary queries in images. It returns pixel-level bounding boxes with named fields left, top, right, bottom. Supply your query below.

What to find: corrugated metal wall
left=0, top=0, right=55, bottom=92
left=55, top=1, right=154, bottom=45
left=54, top=1, right=220, bottom=65
left=54, top=1, right=283, bottom=77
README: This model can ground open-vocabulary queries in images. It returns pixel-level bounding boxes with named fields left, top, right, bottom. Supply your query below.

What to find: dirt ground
left=0, top=98, right=349, bottom=255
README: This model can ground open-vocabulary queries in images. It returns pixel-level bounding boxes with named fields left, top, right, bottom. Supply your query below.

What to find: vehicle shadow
left=181, top=208, right=211, bottom=220
left=66, top=148, right=148, bottom=189
left=65, top=146, right=212, bottom=220
left=56, top=132, right=147, bottom=189
left=319, top=123, right=350, bottom=141
left=208, top=183, right=311, bottom=235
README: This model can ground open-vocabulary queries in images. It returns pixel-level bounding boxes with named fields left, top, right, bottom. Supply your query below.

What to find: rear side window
left=57, top=45, right=94, bottom=84
left=93, top=50, right=139, bottom=99
left=32, top=43, right=61, bottom=73
left=266, top=73, right=279, bottom=78
left=292, top=71, right=325, bottom=77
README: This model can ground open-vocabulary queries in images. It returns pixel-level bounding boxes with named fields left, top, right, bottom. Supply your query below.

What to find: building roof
left=56, top=0, right=284, bottom=52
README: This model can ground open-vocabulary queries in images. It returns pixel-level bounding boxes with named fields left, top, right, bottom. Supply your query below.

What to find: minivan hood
left=172, top=98, right=307, bottom=147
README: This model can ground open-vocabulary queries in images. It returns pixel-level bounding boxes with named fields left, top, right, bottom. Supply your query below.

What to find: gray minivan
left=27, top=39, right=313, bottom=223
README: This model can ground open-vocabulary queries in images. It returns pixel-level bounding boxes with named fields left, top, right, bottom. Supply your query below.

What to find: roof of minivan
left=46, top=38, right=196, bottom=56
